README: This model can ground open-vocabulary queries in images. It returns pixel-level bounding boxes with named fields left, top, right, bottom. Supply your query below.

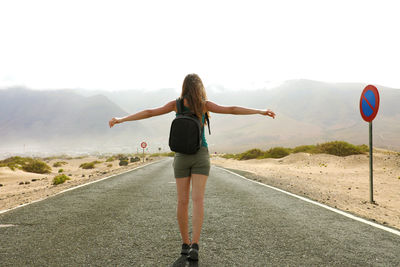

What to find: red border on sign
left=141, top=142, right=147, bottom=149
left=360, top=85, right=380, bottom=122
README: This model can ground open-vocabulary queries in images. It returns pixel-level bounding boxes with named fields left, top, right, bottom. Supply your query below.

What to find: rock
left=68, top=174, right=72, bottom=176
left=82, top=174, right=85, bottom=177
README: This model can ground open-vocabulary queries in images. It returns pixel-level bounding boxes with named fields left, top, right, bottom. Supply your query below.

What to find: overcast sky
left=0, top=0, right=399, bottom=91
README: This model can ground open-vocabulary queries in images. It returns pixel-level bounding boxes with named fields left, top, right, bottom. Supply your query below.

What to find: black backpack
left=169, top=98, right=211, bottom=154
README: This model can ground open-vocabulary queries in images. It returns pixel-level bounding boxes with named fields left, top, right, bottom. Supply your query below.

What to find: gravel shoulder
left=0, top=156, right=161, bottom=212
left=211, top=150, right=400, bottom=230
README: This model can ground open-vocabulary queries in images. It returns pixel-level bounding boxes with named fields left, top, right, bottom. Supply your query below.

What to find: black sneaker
left=181, top=243, right=190, bottom=255
left=188, top=243, right=199, bottom=261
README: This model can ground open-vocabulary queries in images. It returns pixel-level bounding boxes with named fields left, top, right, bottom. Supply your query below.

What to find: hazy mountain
left=74, top=79, right=400, bottom=152
left=0, top=87, right=154, bottom=156
left=1, top=80, right=399, bottom=157
left=206, top=80, right=400, bottom=152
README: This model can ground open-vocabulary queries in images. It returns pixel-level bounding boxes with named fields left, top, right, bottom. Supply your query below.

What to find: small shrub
left=58, top=169, right=64, bottom=173
left=130, top=157, right=140, bottom=163
left=264, top=147, right=291, bottom=159
left=357, top=144, right=369, bottom=153
left=119, top=160, right=129, bottom=166
left=79, top=161, right=102, bottom=169
left=53, top=161, right=67, bottom=167
left=115, top=154, right=129, bottom=161
left=22, top=160, right=51, bottom=174
left=237, top=149, right=264, bottom=160
left=53, top=162, right=61, bottom=167
left=80, top=162, right=95, bottom=169
left=52, top=174, right=70, bottom=185
left=221, top=153, right=238, bottom=159
left=106, top=157, right=115, bottom=162
left=293, top=145, right=317, bottom=154
left=316, top=141, right=365, bottom=157
left=0, top=156, right=28, bottom=171
left=107, top=164, right=112, bottom=168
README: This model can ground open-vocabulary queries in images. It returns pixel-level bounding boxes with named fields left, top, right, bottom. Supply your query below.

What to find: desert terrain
left=211, top=149, right=400, bottom=230
left=1, top=151, right=400, bottom=232
left=0, top=156, right=159, bottom=212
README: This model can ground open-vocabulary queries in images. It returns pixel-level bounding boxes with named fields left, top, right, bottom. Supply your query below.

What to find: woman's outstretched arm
left=206, top=101, right=275, bottom=118
left=109, top=100, right=176, bottom=128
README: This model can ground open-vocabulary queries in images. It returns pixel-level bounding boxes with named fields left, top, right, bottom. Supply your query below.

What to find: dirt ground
left=0, top=156, right=159, bottom=212
left=211, top=149, right=400, bottom=230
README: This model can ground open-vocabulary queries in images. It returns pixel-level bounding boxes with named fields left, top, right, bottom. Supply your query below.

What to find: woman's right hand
left=109, top=117, right=120, bottom=128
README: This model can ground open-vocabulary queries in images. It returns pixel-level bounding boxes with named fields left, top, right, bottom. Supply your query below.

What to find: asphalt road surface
left=1, top=158, right=399, bottom=266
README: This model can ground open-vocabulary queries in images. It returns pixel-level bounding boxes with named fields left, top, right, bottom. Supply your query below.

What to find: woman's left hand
left=261, top=109, right=276, bottom=119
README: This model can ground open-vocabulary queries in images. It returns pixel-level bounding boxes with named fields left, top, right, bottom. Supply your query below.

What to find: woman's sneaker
left=188, top=243, right=199, bottom=261
left=181, top=243, right=190, bottom=255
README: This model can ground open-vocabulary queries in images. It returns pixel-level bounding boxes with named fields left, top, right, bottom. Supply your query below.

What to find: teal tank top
left=176, top=106, right=208, bottom=148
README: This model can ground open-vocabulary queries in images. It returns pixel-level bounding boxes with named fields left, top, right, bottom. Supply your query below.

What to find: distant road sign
left=141, top=142, right=147, bottom=149
left=360, top=85, right=380, bottom=122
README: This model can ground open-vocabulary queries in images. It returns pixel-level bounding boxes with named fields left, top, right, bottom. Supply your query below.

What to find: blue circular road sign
left=360, top=85, right=380, bottom=122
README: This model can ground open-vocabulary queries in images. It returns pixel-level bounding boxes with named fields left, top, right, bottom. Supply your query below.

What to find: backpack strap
left=176, top=98, right=184, bottom=115
left=205, top=113, right=211, bottom=135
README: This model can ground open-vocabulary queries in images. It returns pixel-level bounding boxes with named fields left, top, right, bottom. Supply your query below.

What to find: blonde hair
left=181, top=73, right=209, bottom=124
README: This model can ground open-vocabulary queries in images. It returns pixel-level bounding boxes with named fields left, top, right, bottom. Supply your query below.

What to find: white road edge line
left=215, top=166, right=400, bottom=237
left=0, top=159, right=164, bottom=215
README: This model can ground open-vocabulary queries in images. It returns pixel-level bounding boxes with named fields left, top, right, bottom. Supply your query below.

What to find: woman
left=109, top=73, right=275, bottom=261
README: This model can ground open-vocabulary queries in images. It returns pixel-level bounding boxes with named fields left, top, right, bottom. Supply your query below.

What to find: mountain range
left=1, top=79, right=399, bottom=157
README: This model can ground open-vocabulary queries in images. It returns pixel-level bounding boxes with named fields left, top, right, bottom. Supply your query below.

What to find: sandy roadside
left=2, top=152, right=400, bottom=231
left=0, top=156, right=163, bottom=212
left=211, top=150, right=400, bottom=230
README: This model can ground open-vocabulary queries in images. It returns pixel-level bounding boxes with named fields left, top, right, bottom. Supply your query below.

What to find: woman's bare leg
left=191, top=174, right=208, bottom=244
left=175, top=177, right=191, bottom=244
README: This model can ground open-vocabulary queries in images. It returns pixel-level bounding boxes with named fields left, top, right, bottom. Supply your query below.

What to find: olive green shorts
left=173, top=146, right=211, bottom=178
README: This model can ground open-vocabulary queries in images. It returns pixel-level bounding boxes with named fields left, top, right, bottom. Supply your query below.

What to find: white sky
left=0, top=0, right=399, bottom=90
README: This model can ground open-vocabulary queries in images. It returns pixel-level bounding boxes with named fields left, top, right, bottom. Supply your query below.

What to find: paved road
left=1, top=159, right=399, bottom=266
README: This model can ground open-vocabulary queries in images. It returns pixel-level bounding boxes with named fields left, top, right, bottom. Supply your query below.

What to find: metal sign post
left=369, top=122, right=373, bottom=203
left=359, top=85, right=380, bottom=204
left=141, top=142, right=147, bottom=163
